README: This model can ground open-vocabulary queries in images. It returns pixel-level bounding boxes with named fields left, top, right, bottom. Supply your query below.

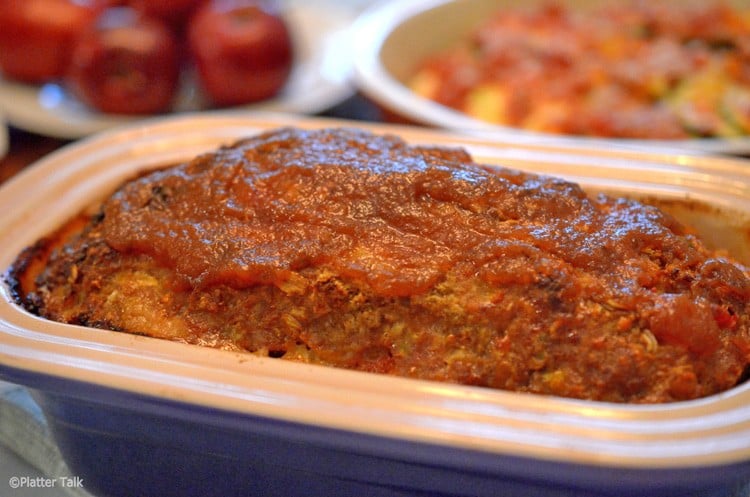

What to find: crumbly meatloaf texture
left=9, top=127, right=750, bottom=403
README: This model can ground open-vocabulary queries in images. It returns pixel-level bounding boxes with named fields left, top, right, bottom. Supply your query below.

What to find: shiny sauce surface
left=101, top=128, right=714, bottom=308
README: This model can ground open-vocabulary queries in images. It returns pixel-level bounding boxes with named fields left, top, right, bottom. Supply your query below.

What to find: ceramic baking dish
left=1, top=113, right=750, bottom=497
left=351, top=0, right=750, bottom=156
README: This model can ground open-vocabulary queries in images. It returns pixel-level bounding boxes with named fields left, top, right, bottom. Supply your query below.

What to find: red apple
left=65, top=6, right=181, bottom=114
left=187, top=0, right=294, bottom=107
left=0, top=0, right=107, bottom=83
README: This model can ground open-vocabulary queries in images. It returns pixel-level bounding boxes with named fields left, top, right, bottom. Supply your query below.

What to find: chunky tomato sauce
left=102, top=128, right=681, bottom=296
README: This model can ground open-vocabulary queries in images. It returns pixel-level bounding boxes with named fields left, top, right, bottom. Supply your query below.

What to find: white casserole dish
left=351, top=0, right=750, bottom=156
left=1, top=113, right=750, bottom=497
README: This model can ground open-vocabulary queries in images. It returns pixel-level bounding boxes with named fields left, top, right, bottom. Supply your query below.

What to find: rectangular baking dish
left=1, top=113, right=750, bottom=497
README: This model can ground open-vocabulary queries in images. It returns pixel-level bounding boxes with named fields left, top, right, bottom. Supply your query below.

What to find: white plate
left=352, top=0, right=750, bottom=156
left=0, top=1, right=357, bottom=140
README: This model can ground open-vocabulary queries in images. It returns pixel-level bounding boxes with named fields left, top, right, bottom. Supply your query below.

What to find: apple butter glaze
left=8, top=127, right=750, bottom=403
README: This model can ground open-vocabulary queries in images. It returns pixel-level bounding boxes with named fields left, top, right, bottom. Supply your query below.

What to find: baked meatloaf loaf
left=8, top=127, right=750, bottom=403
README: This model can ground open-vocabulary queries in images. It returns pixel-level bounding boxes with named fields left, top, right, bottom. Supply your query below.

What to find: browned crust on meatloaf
left=7, top=127, right=750, bottom=403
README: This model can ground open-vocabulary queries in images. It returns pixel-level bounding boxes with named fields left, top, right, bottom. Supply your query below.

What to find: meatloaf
left=7, top=127, right=750, bottom=403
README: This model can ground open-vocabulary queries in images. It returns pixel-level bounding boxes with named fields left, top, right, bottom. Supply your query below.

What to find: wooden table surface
left=0, top=128, right=70, bottom=186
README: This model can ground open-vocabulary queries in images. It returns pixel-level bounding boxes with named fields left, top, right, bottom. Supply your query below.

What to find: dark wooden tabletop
left=0, top=128, right=69, bottom=186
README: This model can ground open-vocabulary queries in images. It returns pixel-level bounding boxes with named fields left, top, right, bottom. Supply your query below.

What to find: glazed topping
left=101, top=128, right=740, bottom=318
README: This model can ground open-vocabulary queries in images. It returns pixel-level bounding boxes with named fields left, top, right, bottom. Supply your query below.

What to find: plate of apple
left=0, top=0, right=357, bottom=139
